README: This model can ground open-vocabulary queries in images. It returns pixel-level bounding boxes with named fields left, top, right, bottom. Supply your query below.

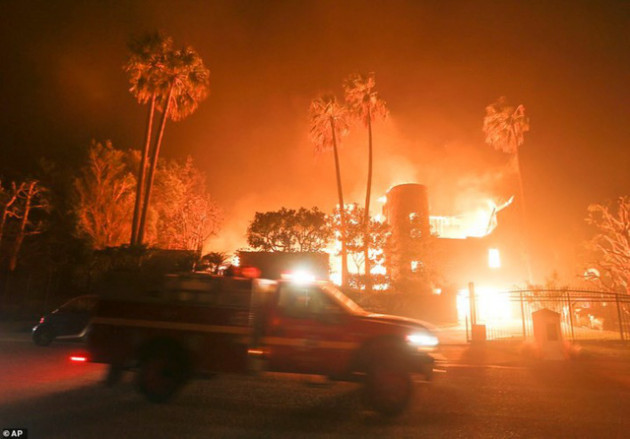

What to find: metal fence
left=464, top=285, right=630, bottom=343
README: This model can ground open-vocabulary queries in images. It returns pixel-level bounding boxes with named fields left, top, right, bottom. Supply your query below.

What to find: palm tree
left=483, top=96, right=531, bottom=279
left=124, top=32, right=173, bottom=246
left=136, top=44, right=210, bottom=245
left=309, top=94, right=350, bottom=287
left=343, top=73, right=388, bottom=290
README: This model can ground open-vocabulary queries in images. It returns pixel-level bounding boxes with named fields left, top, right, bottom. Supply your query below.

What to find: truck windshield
left=321, top=284, right=365, bottom=315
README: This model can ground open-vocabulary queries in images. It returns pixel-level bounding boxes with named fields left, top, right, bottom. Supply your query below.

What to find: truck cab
left=261, top=278, right=436, bottom=378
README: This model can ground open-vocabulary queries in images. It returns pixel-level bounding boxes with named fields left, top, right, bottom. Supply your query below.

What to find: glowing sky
left=1, top=0, right=628, bottom=280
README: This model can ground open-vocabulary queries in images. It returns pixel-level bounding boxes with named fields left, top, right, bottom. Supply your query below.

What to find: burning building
left=382, top=183, right=527, bottom=291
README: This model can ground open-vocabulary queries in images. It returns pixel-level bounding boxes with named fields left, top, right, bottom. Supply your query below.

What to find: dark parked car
left=32, top=295, right=97, bottom=346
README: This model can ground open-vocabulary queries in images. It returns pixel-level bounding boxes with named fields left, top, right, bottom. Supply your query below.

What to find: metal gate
left=463, top=284, right=630, bottom=342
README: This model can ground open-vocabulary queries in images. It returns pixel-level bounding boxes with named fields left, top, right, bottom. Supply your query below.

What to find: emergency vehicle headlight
left=281, top=270, right=316, bottom=284
left=406, top=331, right=439, bottom=348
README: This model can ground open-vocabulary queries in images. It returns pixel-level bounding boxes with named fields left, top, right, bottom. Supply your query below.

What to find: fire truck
left=83, top=271, right=438, bottom=416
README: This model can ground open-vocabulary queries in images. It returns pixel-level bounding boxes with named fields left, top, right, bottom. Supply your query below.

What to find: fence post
left=465, top=315, right=470, bottom=343
left=616, top=293, right=625, bottom=342
left=520, top=291, right=526, bottom=339
left=468, top=282, right=477, bottom=327
left=566, top=291, right=575, bottom=342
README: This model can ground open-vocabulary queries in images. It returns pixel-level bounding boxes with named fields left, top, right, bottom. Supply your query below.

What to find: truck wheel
left=33, top=327, right=55, bottom=346
left=136, top=345, right=189, bottom=403
left=363, top=354, right=412, bottom=416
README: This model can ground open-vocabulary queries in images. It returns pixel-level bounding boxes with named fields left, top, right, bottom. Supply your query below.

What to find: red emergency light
left=240, top=266, right=261, bottom=279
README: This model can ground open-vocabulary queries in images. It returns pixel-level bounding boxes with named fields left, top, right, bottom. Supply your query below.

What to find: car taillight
left=70, top=355, right=88, bottom=362
left=39, top=317, right=45, bottom=324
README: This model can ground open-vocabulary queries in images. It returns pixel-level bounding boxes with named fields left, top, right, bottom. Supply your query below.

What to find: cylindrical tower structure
left=384, top=183, right=431, bottom=283
left=385, top=183, right=430, bottom=239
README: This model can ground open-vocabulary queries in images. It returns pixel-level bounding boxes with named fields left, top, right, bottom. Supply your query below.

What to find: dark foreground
left=1, top=333, right=629, bottom=439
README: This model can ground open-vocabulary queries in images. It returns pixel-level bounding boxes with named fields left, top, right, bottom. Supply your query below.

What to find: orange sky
left=1, top=0, right=628, bottom=282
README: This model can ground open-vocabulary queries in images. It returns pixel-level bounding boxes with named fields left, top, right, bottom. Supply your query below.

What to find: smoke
left=355, top=117, right=517, bottom=216
left=204, top=114, right=518, bottom=254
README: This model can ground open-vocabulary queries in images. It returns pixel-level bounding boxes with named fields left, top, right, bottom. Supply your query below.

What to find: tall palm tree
left=309, top=94, right=350, bottom=287
left=124, top=32, right=173, bottom=246
left=343, top=73, right=388, bottom=290
left=137, top=44, right=210, bottom=245
left=483, top=96, right=531, bottom=279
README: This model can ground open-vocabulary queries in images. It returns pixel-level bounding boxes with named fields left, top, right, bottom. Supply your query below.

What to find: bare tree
left=0, top=181, right=20, bottom=246
left=584, top=196, right=630, bottom=294
left=73, top=143, right=220, bottom=252
left=154, top=157, right=222, bottom=251
left=73, top=141, right=136, bottom=249
left=9, top=180, right=50, bottom=271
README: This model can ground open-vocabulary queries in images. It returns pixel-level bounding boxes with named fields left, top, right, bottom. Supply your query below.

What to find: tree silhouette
left=126, top=33, right=210, bottom=246
left=124, top=31, right=173, bottom=246
left=344, top=72, right=388, bottom=290
left=584, top=197, right=630, bottom=295
left=73, top=142, right=219, bottom=252
left=137, top=44, right=210, bottom=245
left=8, top=180, right=50, bottom=271
left=73, top=140, right=136, bottom=249
left=247, top=207, right=331, bottom=253
left=154, top=157, right=221, bottom=251
left=309, top=94, right=350, bottom=287
left=0, top=181, right=20, bottom=247
left=483, top=96, right=530, bottom=208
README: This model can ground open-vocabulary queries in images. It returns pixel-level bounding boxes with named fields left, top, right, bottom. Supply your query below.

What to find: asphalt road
left=1, top=332, right=629, bottom=439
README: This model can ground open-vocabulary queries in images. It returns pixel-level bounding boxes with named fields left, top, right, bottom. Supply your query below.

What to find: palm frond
left=124, top=31, right=173, bottom=105
left=343, top=72, right=388, bottom=126
left=308, top=94, right=349, bottom=152
left=483, top=96, right=530, bottom=154
left=155, top=45, right=210, bottom=121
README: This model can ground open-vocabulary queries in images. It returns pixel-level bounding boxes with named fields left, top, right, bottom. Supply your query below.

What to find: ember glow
left=430, top=197, right=513, bottom=240
left=488, top=248, right=501, bottom=269
left=326, top=184, right=514, bottom=288
left=457, top=286, right=514, bottom=324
